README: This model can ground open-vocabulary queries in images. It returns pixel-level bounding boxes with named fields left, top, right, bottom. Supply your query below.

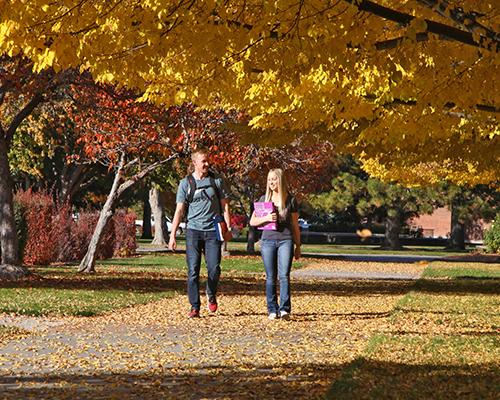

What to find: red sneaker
left=187, top=309, right=200, bottom=318
left=207, top=295, right=218, bottom=313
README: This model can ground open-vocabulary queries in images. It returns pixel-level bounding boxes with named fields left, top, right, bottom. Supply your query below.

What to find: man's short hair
left=191, top=148, right=209, bottom=161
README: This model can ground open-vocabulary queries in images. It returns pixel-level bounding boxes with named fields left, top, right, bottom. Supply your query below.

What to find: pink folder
left=254, top=202, right=277, bottom=230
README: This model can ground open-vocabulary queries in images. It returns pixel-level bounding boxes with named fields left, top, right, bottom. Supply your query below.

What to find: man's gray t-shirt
left=176, top=174, right=230, bottom=231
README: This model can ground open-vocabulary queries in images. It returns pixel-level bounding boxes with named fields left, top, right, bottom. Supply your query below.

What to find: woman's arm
left=291, top=212, right=301, bottom=260
left=249, top=210, right=277, bottom=227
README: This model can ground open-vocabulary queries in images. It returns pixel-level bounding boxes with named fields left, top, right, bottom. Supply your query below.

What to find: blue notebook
left=213, top=215, right=228, bottom=241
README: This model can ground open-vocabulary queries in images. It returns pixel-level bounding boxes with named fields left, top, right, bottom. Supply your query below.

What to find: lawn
left=137, top=237, right=474, bottom=257
left=326, top=261, right=500, bottom=399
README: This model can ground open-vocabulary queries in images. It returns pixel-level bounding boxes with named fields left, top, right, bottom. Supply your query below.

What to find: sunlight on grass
left=0, top=288, right=174, bottom=317
left=327, top=262, right=500, bottom=399
left=422, top=262, right=500, bottom=278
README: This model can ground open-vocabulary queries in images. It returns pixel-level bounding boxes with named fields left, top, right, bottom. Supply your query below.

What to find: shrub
left=112, top=210, right=137, bottom=257
left=484, top=215, right=500, bottom=253
left=14, top=202, right=28, bottom=261
left=14, top=190, right=136, bottom=265
left=15, top=190, right=61, bottom=265
left=231, top=214, right=247, bottom=230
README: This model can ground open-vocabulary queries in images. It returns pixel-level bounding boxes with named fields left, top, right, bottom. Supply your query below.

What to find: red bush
left=230, top=214, right=247, bottom=230
left=14, top=190, right=67, bottom=265
left=14, top=190, right=136, bottom=265
left=112, top=210, right=137, bottom=257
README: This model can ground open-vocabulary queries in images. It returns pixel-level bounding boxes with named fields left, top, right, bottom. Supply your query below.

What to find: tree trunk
left=141, top=190, right=153, bottom=239
left=78, top=159, right=124, bottom=273
left=78, top=154, right=177, bottom=272
left=383, top=211, right=402, bottom=250
left=449, top=204, right=465, bottom=250
left=0, top=134, right=20, bottom=266
left=150, top=187, right=168, bottom=246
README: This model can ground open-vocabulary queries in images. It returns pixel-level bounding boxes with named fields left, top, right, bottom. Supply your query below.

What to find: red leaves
left=68, top=78, right=178, bottom=165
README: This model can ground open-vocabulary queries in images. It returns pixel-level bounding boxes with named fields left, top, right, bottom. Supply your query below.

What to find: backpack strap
left=184, top=172, right=223, bottom=217
left=208, top=173, right=222, bottom=215
left=186, top=174, right=196, bottom=204
left=184, top=175, right=196, bottom=222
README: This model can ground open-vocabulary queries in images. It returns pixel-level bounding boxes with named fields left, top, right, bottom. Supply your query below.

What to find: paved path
left=301, top=252, right=443, bottom=263
left=291, top=268, right=422, bottom=280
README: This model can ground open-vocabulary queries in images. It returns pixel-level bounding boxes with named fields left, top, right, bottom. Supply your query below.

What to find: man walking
left=169, top=149, right=232, bottom=318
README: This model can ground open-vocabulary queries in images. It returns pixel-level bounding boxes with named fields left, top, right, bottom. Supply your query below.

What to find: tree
left=311, top=158, right=439, bottom=249
left=69, top=81, right=191, bottom=272
left=149, top=187, right=169, bottom=246
left=1, top=1, right=498, bottom=184
left=9, top=99, right=107, bottom=205
left=0, top=56, right=73, bottom=276
left=444, top=184, right=500, bottom=250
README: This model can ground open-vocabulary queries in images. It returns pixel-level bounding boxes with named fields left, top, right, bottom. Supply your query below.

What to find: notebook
left=254, top=201, right=277, bottom=230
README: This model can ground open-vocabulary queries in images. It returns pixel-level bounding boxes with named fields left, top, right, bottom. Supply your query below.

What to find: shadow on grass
left=1, top=358, right=498, bottom=400
left=325, top=358, right=499, bottom=400
left=0, top=363, right=341, bottom=400
left=413, top=278, right=500, bottom=295
left=0, top=274, right=416, bottom=296
left=0, top=273, right=498, bottom=297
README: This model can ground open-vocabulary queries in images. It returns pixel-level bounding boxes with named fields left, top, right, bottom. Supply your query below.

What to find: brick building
left=409, top=207, right=491, bottom=243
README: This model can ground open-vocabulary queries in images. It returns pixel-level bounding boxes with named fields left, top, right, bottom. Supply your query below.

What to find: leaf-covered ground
left=0, top=257, right=498, bottom=399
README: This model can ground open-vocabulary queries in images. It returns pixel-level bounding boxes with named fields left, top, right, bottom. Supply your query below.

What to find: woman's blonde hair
left=265, top=168, right=288, bottom=218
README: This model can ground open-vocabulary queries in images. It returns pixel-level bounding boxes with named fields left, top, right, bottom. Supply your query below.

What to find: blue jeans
left=260, top=239, right=293, bottom=314
left=186, top=228, right=222, bottom=311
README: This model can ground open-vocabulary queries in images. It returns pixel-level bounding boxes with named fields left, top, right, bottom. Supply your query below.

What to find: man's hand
left=168, top=237, right=177, bottom=252
left=223, top=230, right=233, bottom=242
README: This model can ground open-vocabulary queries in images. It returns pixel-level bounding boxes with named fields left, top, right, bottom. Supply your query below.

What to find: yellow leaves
left=96, top=72, right=115, bottom=84
left=174, top=89, right=186, bottom=104
left=33, top=48, right=56, bottom=73
left=1, top=0, right=498, bottom=185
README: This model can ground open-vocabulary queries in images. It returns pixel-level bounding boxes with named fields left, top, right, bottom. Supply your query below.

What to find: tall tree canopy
left=1, top=1, right=498, bottom=184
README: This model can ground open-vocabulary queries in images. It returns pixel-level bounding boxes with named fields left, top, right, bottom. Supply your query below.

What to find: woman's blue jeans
left=260, top=239, right=293, bottom=314
left=186, top=228, right=221, bottom=311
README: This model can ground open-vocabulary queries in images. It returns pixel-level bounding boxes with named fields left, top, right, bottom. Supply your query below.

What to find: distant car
left=298, top=218, right=310, bottom=230
left=135, top=217, right=186, bottom=235
left=165, top=216, right=186, bottom=235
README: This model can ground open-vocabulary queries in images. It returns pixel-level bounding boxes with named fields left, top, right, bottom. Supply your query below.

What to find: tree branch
left=5, top=93, right=44, bottom=144
left=345, top=0, right=499, bottom=52
left=416, top=0, right=499, bottom=43
left=116, top=154, right=179, bottom=196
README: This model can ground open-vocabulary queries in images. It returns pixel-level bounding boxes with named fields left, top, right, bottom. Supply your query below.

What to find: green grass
left=0, top=263, right=178, bottom=317
left=98, top=254, right=187, bottom=270
left=422, top=262, right=500, bottom=279
left=327, top=262, right=500, bottom=399
left=98, top=253, right=304, bottom=273
left=0, top=287, right=174, bottom=317
left=137, top=237, right=472, bottom=256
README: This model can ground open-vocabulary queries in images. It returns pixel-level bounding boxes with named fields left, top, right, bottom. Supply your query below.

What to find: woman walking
left=250, top=168, right=301, bottom=320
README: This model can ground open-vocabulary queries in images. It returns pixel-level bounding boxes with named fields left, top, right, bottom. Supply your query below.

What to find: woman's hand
left=294, top=245, right=301, bottom=260
left=267, top=212, right=277, bottom=223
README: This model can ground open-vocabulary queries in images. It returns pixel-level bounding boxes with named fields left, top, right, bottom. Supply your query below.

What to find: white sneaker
left=280, top=311, right=290, bottom=320
left=268, top=312, right=278, bottom=320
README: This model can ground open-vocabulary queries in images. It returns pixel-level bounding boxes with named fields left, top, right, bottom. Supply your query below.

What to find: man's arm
left=221, top=198, right=232, bottom=241
left=168, top=202, right=186, bottom=251
left=291, top=212, right=301, bottom=260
